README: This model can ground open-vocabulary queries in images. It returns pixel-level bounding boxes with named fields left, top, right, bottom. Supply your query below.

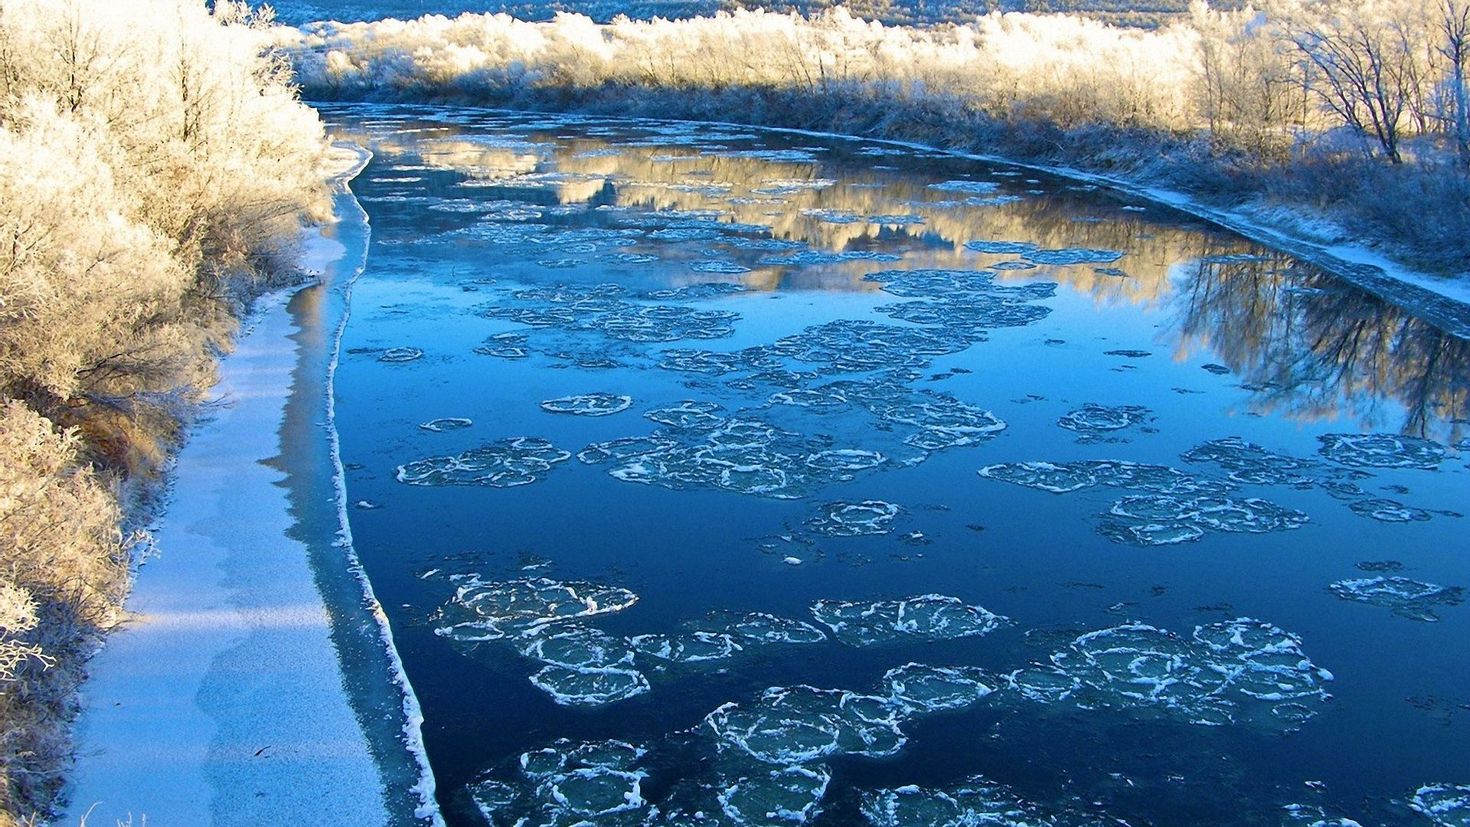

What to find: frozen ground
left=62, top=148, right=414, bottom=826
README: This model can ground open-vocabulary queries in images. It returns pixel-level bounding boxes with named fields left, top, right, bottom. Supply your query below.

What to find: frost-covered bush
left=0, top=0, right=331, bottom=819
left=0, top=0, right=330, bottom=438
left=285, top=8, right=1201, bottom=132
left=0, top=402, right=126, bottom=818
left=279, top=5, right=1470, bottom=269
left=279, top=3, right=1470, bottom=160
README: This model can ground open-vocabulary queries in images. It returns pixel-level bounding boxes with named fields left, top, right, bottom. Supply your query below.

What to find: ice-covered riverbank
left=62, top=145, right=439, bottom=827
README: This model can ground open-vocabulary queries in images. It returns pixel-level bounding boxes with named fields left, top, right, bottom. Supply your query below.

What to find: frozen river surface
left=325, top=104, right=1470, bottom=826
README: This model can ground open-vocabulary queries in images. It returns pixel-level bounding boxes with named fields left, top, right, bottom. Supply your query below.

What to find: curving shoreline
left=56, top=101, right=1467, bottom=824
left=61, top=144, right=439, bottom=826
left=311, top=99, right=1470, bottom=332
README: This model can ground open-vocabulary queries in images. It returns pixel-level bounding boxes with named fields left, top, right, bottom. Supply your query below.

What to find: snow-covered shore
left=62, top=145, right=438, bottom=826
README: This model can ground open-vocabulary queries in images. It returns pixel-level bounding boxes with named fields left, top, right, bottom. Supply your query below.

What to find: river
left=323, top=103, right=1470, bottom=825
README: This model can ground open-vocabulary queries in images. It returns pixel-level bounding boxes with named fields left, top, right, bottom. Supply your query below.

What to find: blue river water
left=323, top=103, right=1470, bottom=826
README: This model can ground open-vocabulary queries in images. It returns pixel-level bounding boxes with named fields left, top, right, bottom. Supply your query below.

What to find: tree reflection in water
left=1172, top=250, right=1469, bottom=442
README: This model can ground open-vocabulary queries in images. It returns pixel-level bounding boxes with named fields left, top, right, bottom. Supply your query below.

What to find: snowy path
left=62, top=147, right=425, bottom=827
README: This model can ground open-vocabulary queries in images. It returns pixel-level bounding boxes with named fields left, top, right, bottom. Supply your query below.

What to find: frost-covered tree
left=1441, top=0, right=1470, bottom=164
left=1276, top=0, right=1433, bottom=162
left=1191, top=3, right=1307, bottom=157
left=0, top=0, right=330, bottom=819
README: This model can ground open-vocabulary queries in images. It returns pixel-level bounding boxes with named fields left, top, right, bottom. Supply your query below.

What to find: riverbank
left=275, top=9, right=1470, bottom=311
left=62, top=146, right=438, bottom=827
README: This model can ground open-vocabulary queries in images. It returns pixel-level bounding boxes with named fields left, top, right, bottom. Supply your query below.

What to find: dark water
left=323, top=103, right=1470, bottom=826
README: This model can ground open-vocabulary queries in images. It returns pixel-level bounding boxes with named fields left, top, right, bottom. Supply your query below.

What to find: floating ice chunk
left=800, top=208, right=863, bottom=224
left=1100, top=494, right=1307, bottom=545
left=1194, top=618, right=1334, bottom=723
left=536, top=765, right=648, bottom=817
left=862, top=268, right=995, bottom=298
left=1280, top=803, right=1364, bottom=826
left=768, top=388, right=850, bottom=411
left=519, top=739, right=646, bottom=784
left=630, top=631, right=744, bottom=663
left=805, top=449, right=886, bottom=473
left=860, top=775, right=1056, bottom=827
left=930, top=180, right=999, bottom=194
left=690, top=260, right=752, bottom=274
left=882, top=664, right=996, bottom=714
left=979, top=460, right=1228, bottom=497
left=1121, top=522, right=1205, bottom=545
left=872, top=393, right=1007, bottom=449
left=706, top=685, right=907, bottom=764
left=474, top=331, right=529, bottom=359
left=658, top=349, right=757, bottom=375
left=1182, top=436, right=1366, bottom=488
left=435, top=577, right=638, bottom=641
left=468, top=779, right=521, bottom=824
left=1003, top=665, right=1082, bottom=703
left=644, top=282, right=748, bottom=300
left=812, top=595, right=1009, bottom=647
left=1020, top=618, right=1333, bottom=729
left=1411, top=783, right=1470, bottom=825
left=1057, top=403, right=1153, bottom=435
left=723, top=148, right=819, bottom=163
left=650, top=227, right=726, bottom=241
left=609, top=251, right=660, bottom=264
left=1022, top=247, right=1125, bottom=266
left=759, top=250, right=903, bottom=266
left=419, top=417, right=472, bottom=432
left=519, top=625, right=637, bottom=670
left=718, top=764, right=831, bottom=825
left=529, top=664, right=650, bottom=707
left=598, top=414, right=871, bottom=499
left=577, top=435, right=679, bottom=465
left=540, top=392, right=634, bottom=417
left=806, top=500, right=903, bottom=536
left=877, top=299, right=1051, bottom=330
left=754, top=178, right=836, bottom=194
left=1085, top=461, right=1234, bottom=495
left=1327, top=577, right=1464, bottom=621
left=1347, top=498, right=1433, bottom=522
left=693, top=611, right=829, bottom=646
left=479, top=285, right=739, bottom=342
left=395, top=437, right=570, bottom=487
left=861, top=271, right=1057, bottom=322
left=645, top=400, right=725, bottom=429
left=769, top=319, right=975, bottom=372
left=378, top=346, right=424, bottom=363
left=721, top=237, right=806, bottom=251
left=1318, top=433, right=1448, bottom=469
left=978, top=461, right=1098, bottom=493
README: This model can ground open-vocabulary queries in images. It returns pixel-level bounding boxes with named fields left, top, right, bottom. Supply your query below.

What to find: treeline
left=0, top=0, right=329, bottom=820
left=280, top=2, right=1470, bottom=270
